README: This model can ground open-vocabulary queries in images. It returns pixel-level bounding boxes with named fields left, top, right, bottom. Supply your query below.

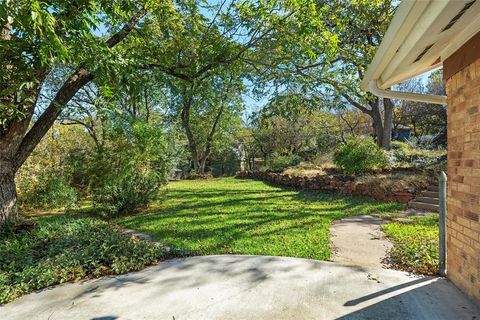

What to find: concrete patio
left=1, top=255, right=479, bottom=320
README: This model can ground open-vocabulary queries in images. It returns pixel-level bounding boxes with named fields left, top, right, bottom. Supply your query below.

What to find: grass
left=0, top=216, right=167, bottom=304
left=382, top=215, right=439, bottom=275
left=116, top=177, right=402, bottom=260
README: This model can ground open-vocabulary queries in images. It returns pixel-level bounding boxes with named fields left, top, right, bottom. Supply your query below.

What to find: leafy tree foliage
left=90, top=116, right=175, bottom=215
left=249, top=95, right=340, bottom=167
left=1, top=0, right=175, bottom=222
left=119, top=0, right=341, bottom=173
left=393, top=70, right=447, bottom=146
left=287, top=0, right=397, bottom=148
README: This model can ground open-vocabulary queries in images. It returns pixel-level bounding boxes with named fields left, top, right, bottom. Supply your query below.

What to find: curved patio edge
left=1, top=255, right=478, bottom=320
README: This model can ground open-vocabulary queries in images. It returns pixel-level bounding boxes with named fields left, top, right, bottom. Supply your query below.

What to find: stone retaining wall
left=237, top=171, right=424, bottom=204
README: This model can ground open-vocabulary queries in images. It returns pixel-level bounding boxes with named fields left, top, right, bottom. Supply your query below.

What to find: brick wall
left=445, top=58, right=480, bottom=303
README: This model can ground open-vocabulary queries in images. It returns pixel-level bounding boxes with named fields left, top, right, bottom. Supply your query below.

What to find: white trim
left=362, top=0, right=480, bottom=91
left=360, top=1, right=425, bottom=91
left=441, top=13, right=480, bottom=60
left=380, top=0, right=449, bottom=84
left=367, top=81, right=447, bottom=105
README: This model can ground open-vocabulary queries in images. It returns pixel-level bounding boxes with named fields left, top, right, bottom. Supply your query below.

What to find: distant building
left=393, top=125, right=411, bottom=141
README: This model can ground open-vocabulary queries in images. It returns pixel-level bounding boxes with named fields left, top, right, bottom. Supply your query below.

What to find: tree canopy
left=2, top=0, right=445, bottom=224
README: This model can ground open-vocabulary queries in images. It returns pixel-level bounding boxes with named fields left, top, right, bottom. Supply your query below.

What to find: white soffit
left=361, top=0, right=480, bottom=90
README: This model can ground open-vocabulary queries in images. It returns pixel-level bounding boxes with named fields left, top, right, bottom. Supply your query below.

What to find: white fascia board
left=380, top=0, right=449, bottom=85
left=441, top=12, right=480, bottom=60
left=360, top=1, right=429, bottom=91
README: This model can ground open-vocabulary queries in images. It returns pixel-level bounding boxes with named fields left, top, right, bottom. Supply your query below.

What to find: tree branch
left=13, top=8, right=148, bottom=171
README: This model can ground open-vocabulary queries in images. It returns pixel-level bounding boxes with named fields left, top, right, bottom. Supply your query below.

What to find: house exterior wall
left=445, top=39, right=480, bottom=302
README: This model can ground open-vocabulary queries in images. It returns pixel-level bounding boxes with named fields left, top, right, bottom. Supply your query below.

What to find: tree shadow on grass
left=116, top=179, right=401, bottom=260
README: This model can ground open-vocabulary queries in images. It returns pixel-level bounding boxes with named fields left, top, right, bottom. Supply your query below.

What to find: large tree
left=126, top=0, right=338, bottom=172
left=289, top=0, right=396, bottom=148
left=172, top=75, right=244, bottom=173
left=0, top=1, right=173, bottom=223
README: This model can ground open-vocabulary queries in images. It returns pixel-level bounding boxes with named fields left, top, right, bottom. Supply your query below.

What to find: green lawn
left=382, top=215, right=439, bottom=275
left=116, top=177, right=402, bottom=260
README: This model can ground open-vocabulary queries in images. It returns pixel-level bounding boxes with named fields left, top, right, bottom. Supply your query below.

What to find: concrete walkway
left=1, top=255, right=478, bottom=320
left=331, top=215, right=392, bottom=268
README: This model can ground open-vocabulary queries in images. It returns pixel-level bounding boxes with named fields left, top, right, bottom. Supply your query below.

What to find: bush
left=92, top=167, right=162, bottom=216
left=89, top=118, right=175, bottom=216
left=0, top=216, right=165, bottom=304
left=269, top=154, right=303, bottom=171
left=334, top=137, right=388, bottom=174
left=20, top=172, right=78, bottom=209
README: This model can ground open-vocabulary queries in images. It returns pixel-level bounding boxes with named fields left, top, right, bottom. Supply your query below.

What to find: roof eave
left=360, top=1, right=426, bottom=91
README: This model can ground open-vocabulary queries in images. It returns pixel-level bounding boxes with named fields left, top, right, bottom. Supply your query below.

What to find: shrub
left=89, top=118, right=175, bottom=216
left=334, top=137, right=388, bottom=174
left=20, top=172, right=78, bottom=209
left=92, top=167, right=162, bottom=216
left=269, top=154, right=303, bottom=171
left=0, top=216, right=165, bottom=304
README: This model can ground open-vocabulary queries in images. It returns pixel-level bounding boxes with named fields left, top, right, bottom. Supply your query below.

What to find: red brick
left=446, top=57, right=480, bottom=303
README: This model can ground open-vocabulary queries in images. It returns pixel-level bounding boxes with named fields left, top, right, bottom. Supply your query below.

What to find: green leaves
left=383, top=216, right=439, bottom=275
left=0, top=216, right=165, bottom=304
left=0, top=0, right=155, bottom=128
left=334, top=136, right=388, bottom=174
left=89, top=117, right=176, bottom=216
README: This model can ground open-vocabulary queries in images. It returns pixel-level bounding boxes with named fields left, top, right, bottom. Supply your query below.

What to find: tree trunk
left=0, top=166, right=17, bottom=223
left=368, top=98, right=393, bottom=149
left=180, top=84, right=202, bottom=174
left=199, top=157, right=207, bottom=174
left=370, top=103, right=384, bottom=147
left=382, top=98, right=394, bottom=149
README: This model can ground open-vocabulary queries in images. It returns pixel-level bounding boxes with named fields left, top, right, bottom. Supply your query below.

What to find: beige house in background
left=362, top=0, right=480, bottom=303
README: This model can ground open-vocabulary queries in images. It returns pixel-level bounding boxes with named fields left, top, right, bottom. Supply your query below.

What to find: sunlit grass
left=116, top=177, right=402, bottom=260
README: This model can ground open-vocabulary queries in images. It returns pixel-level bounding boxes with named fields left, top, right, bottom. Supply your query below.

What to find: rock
left=235, top=171, right=418, bottom=206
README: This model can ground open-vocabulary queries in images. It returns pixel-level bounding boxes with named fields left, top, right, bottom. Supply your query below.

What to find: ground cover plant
left=382, top=215, right=439, bottom=275
left=116, top=177, right=402, bottom=260
left=0, top=216, right=166, bottom=304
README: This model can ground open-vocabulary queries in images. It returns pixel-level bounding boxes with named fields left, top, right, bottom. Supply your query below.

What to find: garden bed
left=382, top=215, right=439, bottom=275
left=0, top=216, right=168, bottom=304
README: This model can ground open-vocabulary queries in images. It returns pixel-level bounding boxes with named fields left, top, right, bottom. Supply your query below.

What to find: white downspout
left=368, top=81, right=447, bottom=105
